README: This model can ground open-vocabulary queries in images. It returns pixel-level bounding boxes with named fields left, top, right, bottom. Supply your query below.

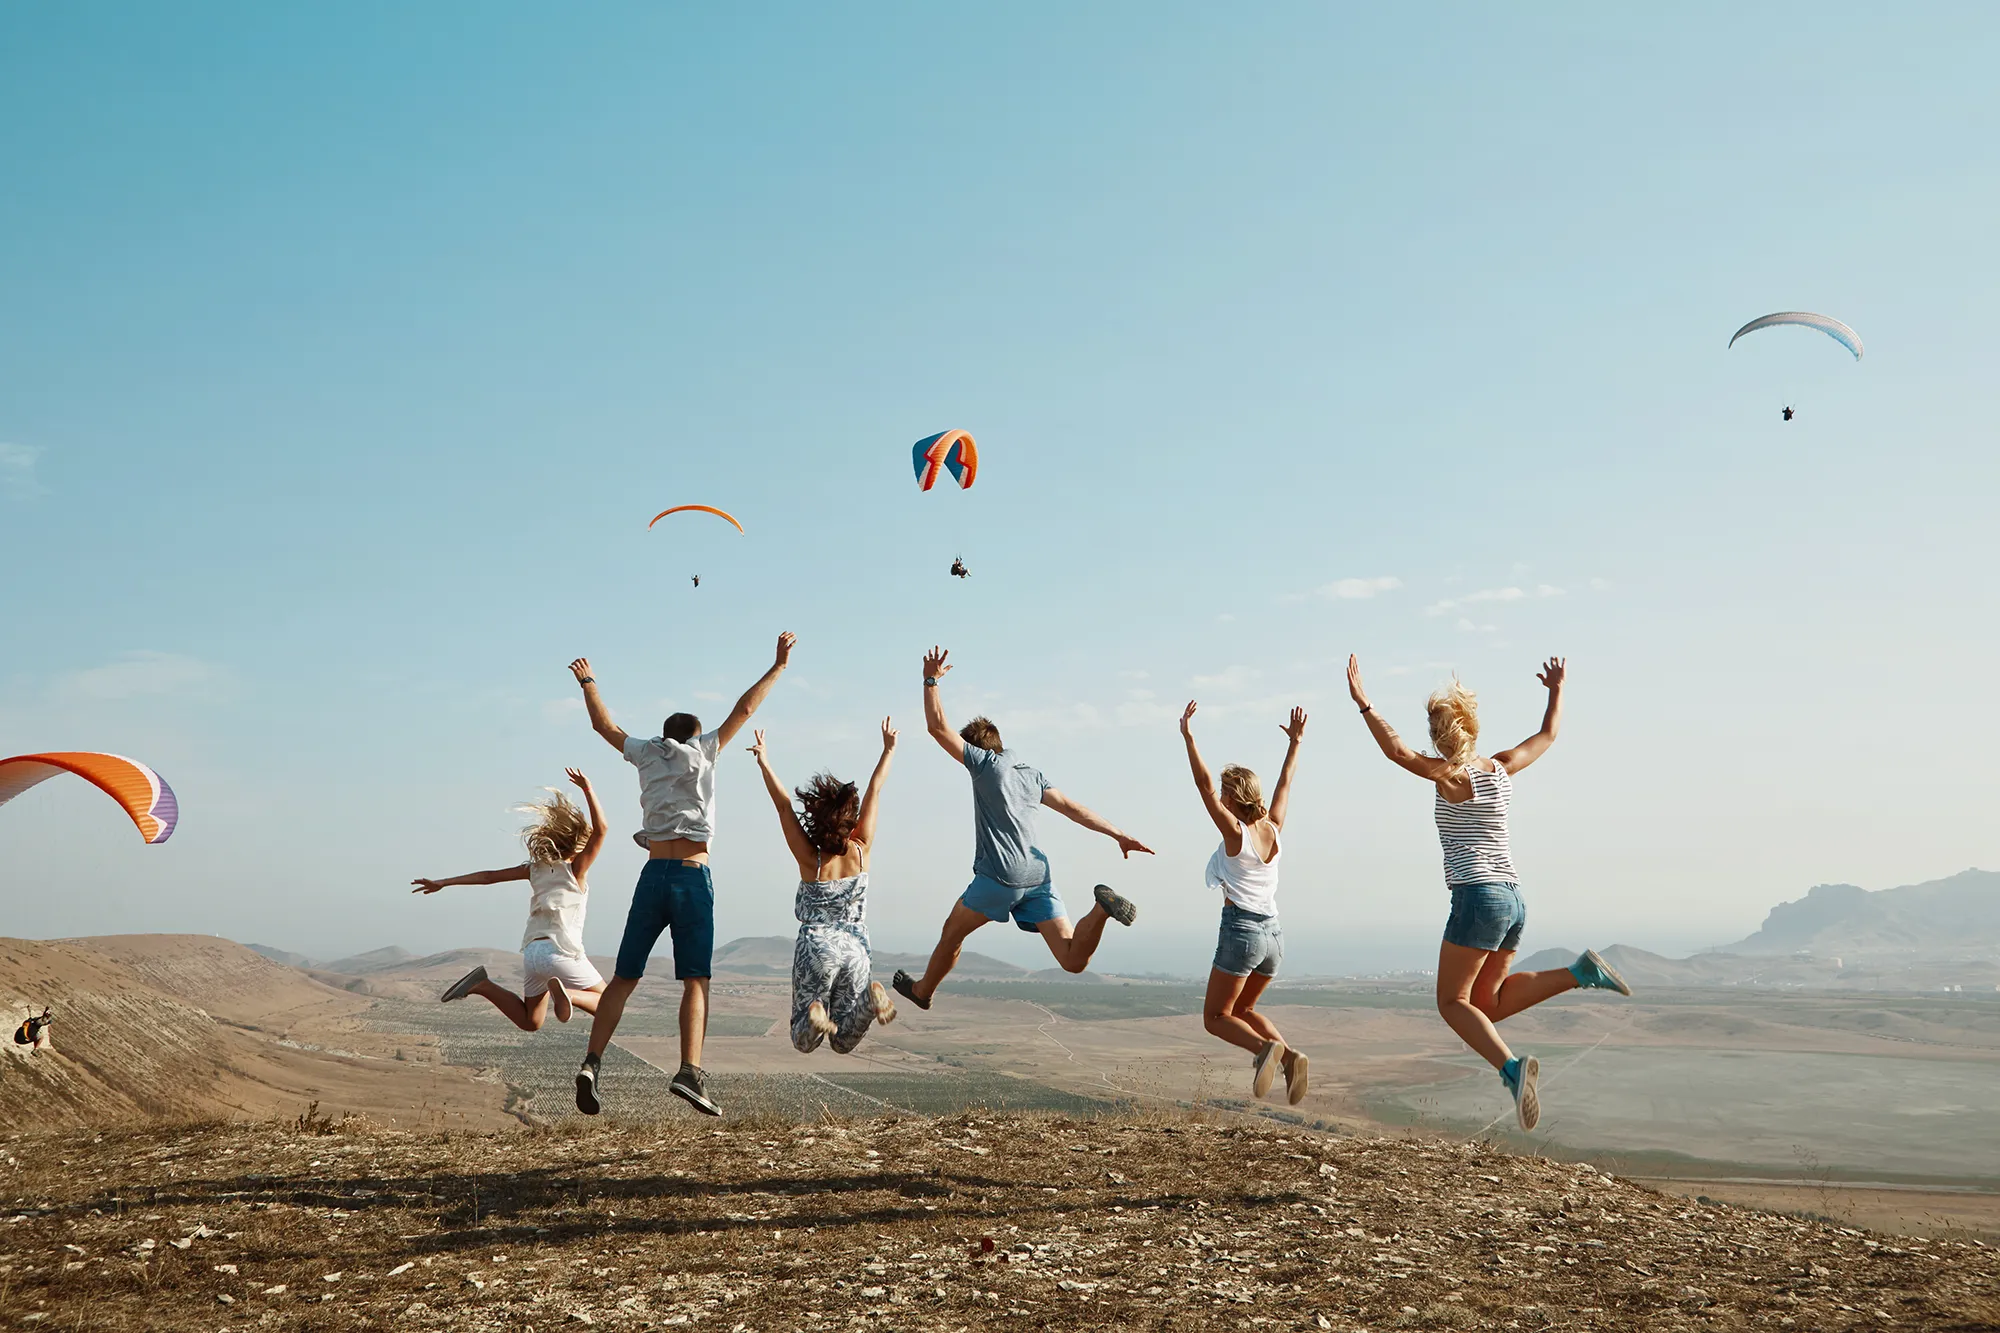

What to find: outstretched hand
left=1346, top=655, right=1370, bottom=710
left=1537, top=656, right=1567, bottom=691
left=774, top=632, right=797, bottom=668
left=1114, top=833, right=1155, bottom=860
left=569, top=657, right=595, bottom=685
left=410, top=879, right=444, bottom=895
left=880, top=717, right=899, bottom=750
left=565, top=767, right=591, bottom=792
left=746, top=729, right=768, bottom=763
left=923, top=646, right=952, bottom=681
left=1281, top=706, right=1308, bottom=742
left=1180, top=700, right=1197, bottom=736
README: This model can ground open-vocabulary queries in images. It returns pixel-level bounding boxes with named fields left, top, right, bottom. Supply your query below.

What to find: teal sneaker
left=1569, top=949, right=1632, bottom=996
left=1500, top=1055, right=1541, bottom=1132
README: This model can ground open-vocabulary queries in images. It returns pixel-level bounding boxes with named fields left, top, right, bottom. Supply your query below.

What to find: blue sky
left=3, top=5, right=1997, bottom=972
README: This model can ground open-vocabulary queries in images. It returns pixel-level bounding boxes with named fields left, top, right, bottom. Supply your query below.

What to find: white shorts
left=521, top=939, right=604, bottom=997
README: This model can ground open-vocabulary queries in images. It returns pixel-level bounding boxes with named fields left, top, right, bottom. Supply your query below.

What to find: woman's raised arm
left=747, top=730, right=817, bottom=871
left=567, top=768, right=608, bottom=878
left=1348, top=656, right=1451, bottom=781
left=1181, top=702, right=1242, bottom=846
left=1493, top=657, right=1565, bottom=776
left=852, top=718, right=899, bottom=851
left=1267, top=707, right=1308, bottom=830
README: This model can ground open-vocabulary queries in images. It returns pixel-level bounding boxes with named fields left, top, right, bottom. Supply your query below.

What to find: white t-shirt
left=623, top=731, right=723, bottom=844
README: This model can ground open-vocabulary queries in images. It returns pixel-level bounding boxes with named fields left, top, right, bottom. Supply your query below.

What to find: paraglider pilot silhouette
left=950, top=557, right=968, bottom=579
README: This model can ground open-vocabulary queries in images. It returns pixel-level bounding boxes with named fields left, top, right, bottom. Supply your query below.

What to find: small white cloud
left=1428, top=586, right=1527, bottom=615
left=1455, top=619, right=1498, bottom=634
left=1117, top=669, right=1150, bottom=681
left=1319, top=576, right=1402, bottom=600
left=57, top=650, right=215, bottom=701
left=0, top=443, right=46, bottom=499
left=1191, top=665, right=1259, bottom=691
left=1589, top=577, right=1613, bottom=591
left=1535, top=584, right=1565, bottom=598
left=542, top=697, right=585, bottom=723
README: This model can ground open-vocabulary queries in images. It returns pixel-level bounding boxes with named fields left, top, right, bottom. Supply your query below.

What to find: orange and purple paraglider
left=912, top=431, right=978, bottom=492
left=0, top=752, right=179, bottom=844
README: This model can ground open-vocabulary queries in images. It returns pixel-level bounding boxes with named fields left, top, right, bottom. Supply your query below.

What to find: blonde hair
left=515, top=789, right=591, bottom=865
left=1218, top=765, right=1267, bottom=823
left=1426, top=679, right=1481, bottom=775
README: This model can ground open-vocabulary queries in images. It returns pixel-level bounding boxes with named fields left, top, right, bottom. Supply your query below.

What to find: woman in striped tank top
left=1347, top=655, right=1630, bottom=1132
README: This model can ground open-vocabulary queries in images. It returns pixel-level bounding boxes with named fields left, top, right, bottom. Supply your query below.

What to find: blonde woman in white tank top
left=1180, top=701, right=1310, bottom=1104
left=1347, top=655, right=1631, bottom=1133
left=413, top=768, right=611, bottom=1032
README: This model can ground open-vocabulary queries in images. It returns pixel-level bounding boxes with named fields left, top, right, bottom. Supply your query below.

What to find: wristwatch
left=924, top=676, right=940, bottom=687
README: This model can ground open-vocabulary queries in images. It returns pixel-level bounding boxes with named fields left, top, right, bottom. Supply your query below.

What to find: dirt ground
left=3, top=1111, right=1996, bottom=1332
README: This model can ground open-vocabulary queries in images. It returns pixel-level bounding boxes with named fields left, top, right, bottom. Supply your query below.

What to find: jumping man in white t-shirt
left=566, top=632, right=795, bottom=1117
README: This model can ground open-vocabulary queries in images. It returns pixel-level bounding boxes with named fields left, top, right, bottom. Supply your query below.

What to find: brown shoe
left=868, top=981, right=897, bottom=1026
left=807, top=1001, right=837, bottom=1036
left=1252, top=1039, right=1285, bottom=1099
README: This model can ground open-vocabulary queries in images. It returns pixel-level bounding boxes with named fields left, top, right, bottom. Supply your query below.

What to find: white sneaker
left=1252, top=1040, right=1285, bottom=1099
left=546, top=976, right=573, bottom=1024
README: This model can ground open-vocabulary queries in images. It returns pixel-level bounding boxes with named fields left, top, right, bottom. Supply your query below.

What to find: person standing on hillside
left=1180, top=700, right=1311, bottom=1104
left=748, top=720, right=900, bottom=1055
left=1346, top=654, right=1631, bottom=1132
left=893, top=646, right=1152, bottom=1010
left=415, top=768, right=609, bottom=1031
left=568, top=632, right=796, bottom=1117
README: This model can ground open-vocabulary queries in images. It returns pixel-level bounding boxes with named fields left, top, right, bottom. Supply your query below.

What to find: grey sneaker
left=440, top=966, right=488, bottom=1004
left=1502, top=1055, right=1541, bottom=1132
left=1283, top=1050, right=1310, bottom=1106
left=1570, top=949, right=1632, bottom=996
left=670, top=1064, right=722, bottom=1117
left=575, top=1057, right=602, bottom=1116
left=1093, top=883, right=1138, bottom=927
left=1252, top=1039, right=1285, bottom=1099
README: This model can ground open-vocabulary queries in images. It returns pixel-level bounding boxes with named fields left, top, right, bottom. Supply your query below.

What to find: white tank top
left=1205, top=820, right=1281, bottom=916
left=522, top=861, right=589, bottom=958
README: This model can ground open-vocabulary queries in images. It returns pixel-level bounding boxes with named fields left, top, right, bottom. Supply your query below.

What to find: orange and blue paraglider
left=0, top=752, right=179, bottom=844
left=912, top=431, right=978, bottom=492
left=647, top=504, right=745, bottom=533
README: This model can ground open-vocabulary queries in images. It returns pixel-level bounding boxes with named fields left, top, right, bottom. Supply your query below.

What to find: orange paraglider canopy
left=0, top=752, right=179, bottom=844
left=647, top=504, right=744, bottom=533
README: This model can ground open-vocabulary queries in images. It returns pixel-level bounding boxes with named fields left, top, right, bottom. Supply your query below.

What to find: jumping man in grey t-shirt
left=893, top=646, right=1153, bottom=1011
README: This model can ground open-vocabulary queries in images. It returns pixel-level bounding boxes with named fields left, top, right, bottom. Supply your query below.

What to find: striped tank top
left=1434, top=760, right=1517, bottom=886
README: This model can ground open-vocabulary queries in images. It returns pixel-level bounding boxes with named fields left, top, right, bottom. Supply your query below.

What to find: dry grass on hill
left=2, top=1110, right=1996, bottom=1332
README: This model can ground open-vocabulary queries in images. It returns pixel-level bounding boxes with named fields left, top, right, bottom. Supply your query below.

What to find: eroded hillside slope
left=1, top=1112, right=1992, bottom=1331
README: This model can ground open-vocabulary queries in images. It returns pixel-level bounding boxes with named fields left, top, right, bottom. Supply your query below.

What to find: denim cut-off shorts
left=1213, top=900, right=1283, bottom=977
left=1443, top=882, right=1526, bottom=953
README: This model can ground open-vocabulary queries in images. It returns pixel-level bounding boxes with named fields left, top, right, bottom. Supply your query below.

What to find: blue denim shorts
left=615, top=859, right=715, bottom=980
left=960, top=872, right=1069, bottom=933
left=1212, top=900, right=1283, bottom=977
left=1443, top=882, right=1526, bottom=952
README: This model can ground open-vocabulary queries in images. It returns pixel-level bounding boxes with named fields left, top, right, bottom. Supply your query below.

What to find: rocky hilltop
left=1723, top=867, right=2000, bottom=958
left=1, top=1112, right=1992, bottom=1331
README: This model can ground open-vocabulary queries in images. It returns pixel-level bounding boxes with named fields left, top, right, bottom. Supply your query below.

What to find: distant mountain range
left=1717, top=867, right=2000, bottom=957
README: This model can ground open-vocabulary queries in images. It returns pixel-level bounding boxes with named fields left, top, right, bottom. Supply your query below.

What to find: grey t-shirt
left=964, top=745, right=1051, bottom=887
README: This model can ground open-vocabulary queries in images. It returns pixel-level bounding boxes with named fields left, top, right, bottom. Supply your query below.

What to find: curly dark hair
left=795, top=772, right=861, bottom=860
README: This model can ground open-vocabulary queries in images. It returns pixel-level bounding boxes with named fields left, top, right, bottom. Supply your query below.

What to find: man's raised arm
left=714, top=632, right=796, bottom=747
left=569, top=657, right=629, bottom=752
left=922, top=645, right=966, bottom=762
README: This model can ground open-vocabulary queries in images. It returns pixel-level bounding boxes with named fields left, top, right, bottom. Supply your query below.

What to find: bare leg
left=1472, top=951, right=1578, bottom=1021
left=585, top=975, right=639, bottom=1058
left=1230, top=972, right=1286, bottom=1044
left=680, top=977, right=710, bottom=1068
left=914, top=901, right=992, bottom=1002
left=567, top=985, right=605, bottom=1016
left=1436, top=941, right=1513, bottom=1070
left=1202, top=968, right=1269, bottom=1055
left=1036, top=903, right=1110, bottom=974
left=471, top=980, right=547, bottom=1033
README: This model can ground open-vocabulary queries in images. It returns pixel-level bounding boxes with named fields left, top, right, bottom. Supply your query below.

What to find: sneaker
left=575, top=1056, right=602, bottom=1116
left=1092, top=883, right=1138, bottom=927
left=1501, top=1055, right=1541, bottom=1132
left=439, top=966, right=488, bottom=1004
left=807, top=1002, right=837, bottom=1036
left=1251, top=1039, right=1285, bottom=1099
left=891, top=969, right=931, bottom=1011
left=546, top=976, right=573, bottom=1024
left=1283, top=1050, right=1310, bottom=1106
left=868, top=981, right=897, bottom=1026
left=671, top=1064, right=722, bottom=1117
left=1570, top=949, right=1632, bottom=996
